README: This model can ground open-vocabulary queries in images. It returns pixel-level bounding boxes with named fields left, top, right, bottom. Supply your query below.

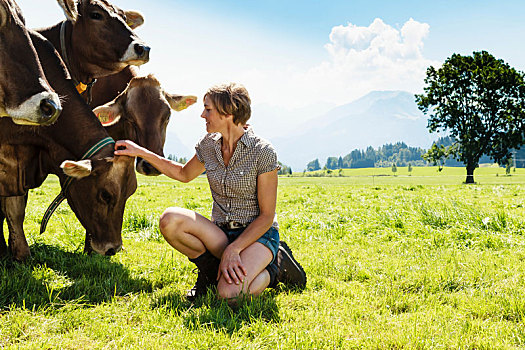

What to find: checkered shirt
left=195, top=127, right=280, bottom=229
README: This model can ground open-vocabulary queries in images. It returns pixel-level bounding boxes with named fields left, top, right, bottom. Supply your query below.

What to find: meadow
left=2, top=166, right=525, bottom=348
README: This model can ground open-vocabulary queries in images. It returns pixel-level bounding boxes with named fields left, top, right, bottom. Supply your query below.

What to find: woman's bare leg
left=159, top=207, right=273, bottom=303
left=217, top=242, right=273, bottom=304
left=159, top=207, right=228, bottom=259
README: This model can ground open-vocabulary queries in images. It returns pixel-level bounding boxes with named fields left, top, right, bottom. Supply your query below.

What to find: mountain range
left=267, top=90, right=438, bottom=171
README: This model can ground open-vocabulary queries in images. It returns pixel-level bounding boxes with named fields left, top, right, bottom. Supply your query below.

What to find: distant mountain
left=270, top=90, right=438, bottom=171
left=164, top=130, right=191, bottom=158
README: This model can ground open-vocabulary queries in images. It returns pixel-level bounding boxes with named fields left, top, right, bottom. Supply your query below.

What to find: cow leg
left=0, top=201, right=7, bottom=257
left=1, top=195, right=30, bottom=261
left=84, top=233, right=93, bottom=254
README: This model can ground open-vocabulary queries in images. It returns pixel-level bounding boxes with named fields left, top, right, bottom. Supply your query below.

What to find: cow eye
left=99, top=190, right=112, bottom=204
left=89, top=12, right=103, bottom=20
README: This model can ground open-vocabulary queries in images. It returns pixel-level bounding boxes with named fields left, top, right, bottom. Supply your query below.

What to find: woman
left=114, top=83, right=305, bottom=304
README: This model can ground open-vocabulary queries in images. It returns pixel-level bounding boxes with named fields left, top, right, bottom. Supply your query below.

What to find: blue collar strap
left=40, top=137, right=115, bottom=234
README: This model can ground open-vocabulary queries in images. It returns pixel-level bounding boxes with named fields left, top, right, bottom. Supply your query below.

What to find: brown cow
left=93, top=74, right=197, bottom=175
left=38, top=0, right=149, bottom=100
left=0, top=0, right=61, bottom=125
left=0, top=29, right=136, bottom=261
left=0, top=0, right=151, bottom=260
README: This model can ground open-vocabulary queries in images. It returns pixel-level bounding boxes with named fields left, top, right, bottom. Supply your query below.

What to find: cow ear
left=125, top=10, right=144, bottom=29
left=61, top=159, right=92, bottom=178
left=164, top=93, right=197, bottom=112
left=0, top=4, right=7, bottom=28
left=93, top=103, right=122, bottom=127
left=57, top=0, right=79, bottom=22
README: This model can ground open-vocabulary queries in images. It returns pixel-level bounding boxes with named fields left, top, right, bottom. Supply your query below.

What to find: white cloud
left=245, top=18, right=438, bottom=108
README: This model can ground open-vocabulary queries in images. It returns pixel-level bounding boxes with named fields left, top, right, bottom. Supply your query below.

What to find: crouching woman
left=114, top=83, right=305, bottom=304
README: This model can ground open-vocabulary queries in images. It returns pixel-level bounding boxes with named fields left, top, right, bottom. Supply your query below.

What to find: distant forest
left=305, top=136, right=525, bottom=171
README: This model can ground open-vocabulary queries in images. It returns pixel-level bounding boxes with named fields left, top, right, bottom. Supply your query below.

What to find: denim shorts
left=217, top=225, right=280, bottom=264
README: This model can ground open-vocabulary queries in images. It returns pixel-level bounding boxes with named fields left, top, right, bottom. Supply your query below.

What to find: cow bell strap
left=40, top=137, right=115, bottom=234
left=60, top=21, right=97, bottom=104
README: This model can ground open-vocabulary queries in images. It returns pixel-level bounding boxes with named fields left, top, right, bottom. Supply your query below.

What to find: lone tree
left=416, top=51, right=525, bottom=183
left=391, top=163, right=397, bottom=175
left=422, top=142, right=458, bottom=172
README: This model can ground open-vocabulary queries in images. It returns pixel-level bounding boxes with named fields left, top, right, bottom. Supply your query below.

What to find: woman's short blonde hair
left=205, top=83, right=251, bottom=125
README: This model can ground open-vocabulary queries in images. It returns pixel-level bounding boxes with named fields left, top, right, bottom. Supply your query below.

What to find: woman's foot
left=187, top=250, right=220, bottom=301
left=267, top=241, right=307, bottom=290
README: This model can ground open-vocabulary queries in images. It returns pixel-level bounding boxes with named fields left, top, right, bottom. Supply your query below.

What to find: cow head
left=0, top=0, right=61, bottom=126
left=57, top=0, right=149, bottom=78
left=93, top=75, right=197, bottom=176
left=60, top=154, right=136, bottom=256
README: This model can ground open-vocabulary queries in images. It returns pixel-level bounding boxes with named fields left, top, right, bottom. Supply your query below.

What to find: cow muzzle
left=120, top=41, right=150, bottom=66
left=87, top=237, right=123, bottom=256
left=136, top=158, right=161, bottom=176
left=7, top=91, right=62, bottom=126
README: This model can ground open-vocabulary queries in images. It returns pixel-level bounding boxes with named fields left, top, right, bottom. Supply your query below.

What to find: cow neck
left=41, top=83, right=112, bottom=162
left=59, top=21, right=97, bottom=103
left=104, top=108, right=139, bottom=143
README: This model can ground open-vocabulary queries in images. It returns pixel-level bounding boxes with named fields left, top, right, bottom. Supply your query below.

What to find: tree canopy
left=306, top=159, right=321, bottom=171
left=416, top=51, right=525, bottom=183
left=321, top=142, right=426, bottom=170
left=278, top=162, right=293, bottom=175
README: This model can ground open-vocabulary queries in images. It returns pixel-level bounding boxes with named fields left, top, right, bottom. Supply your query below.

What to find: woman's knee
left=159, top=207, right=189, bottom=237
left=217, top=282, right=242, bottom=300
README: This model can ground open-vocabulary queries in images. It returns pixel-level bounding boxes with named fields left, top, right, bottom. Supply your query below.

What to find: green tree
left=167, top=155, right=187, bottom=164
left=338, top=156, right=344, bottom=169
left=325, top=157, right=338, bottom=170
left=277, top=161, right=293, bottom=175
left=391, top=163, right=397, bottom=175
left=416, top=51, right=525, bottom=183
left=306, top=159, right=321, bottom=171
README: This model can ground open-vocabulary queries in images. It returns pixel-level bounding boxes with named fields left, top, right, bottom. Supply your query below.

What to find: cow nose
left=137, top=159, right=161, bottom=176
left=39, top=99, right=62, bottom=124
left=105, top=248, right=117, bottom=256
left=134, top=44, right=150, bottom=59
left=40, top=99, right=57, bottom=118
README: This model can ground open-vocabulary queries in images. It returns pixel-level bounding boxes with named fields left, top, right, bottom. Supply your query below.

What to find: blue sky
left=174, top=0, right=524, bottom=66
left=17, top=0, right=525, bottom=151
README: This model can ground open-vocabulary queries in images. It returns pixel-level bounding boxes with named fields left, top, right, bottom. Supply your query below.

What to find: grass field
left=2, top=166, right=525, bottom=348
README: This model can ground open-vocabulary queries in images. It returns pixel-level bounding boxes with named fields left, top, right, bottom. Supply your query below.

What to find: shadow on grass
left=0, top=243, right=152, bottom=309
left=155, top=288, right=280, bottom=334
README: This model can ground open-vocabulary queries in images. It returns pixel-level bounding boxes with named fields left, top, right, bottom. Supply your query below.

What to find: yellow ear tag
left=76, top=82, right=87, bottom=94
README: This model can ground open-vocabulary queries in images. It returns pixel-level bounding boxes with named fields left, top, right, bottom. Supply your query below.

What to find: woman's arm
left=218, top=169, right=278, bottom=284
left=114, top=140, right=205, bottom=182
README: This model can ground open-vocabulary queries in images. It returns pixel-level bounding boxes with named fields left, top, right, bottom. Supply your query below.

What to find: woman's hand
left=114, top=140, right=146, bottom=157
left=218, top=245, right=247, bottom=285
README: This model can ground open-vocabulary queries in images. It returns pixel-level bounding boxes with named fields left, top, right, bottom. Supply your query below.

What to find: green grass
left=2, top=167, right=525, bottom=348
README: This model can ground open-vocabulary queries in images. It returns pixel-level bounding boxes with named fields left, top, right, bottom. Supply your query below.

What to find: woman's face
left=201, top=95, right=226, bottom=133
